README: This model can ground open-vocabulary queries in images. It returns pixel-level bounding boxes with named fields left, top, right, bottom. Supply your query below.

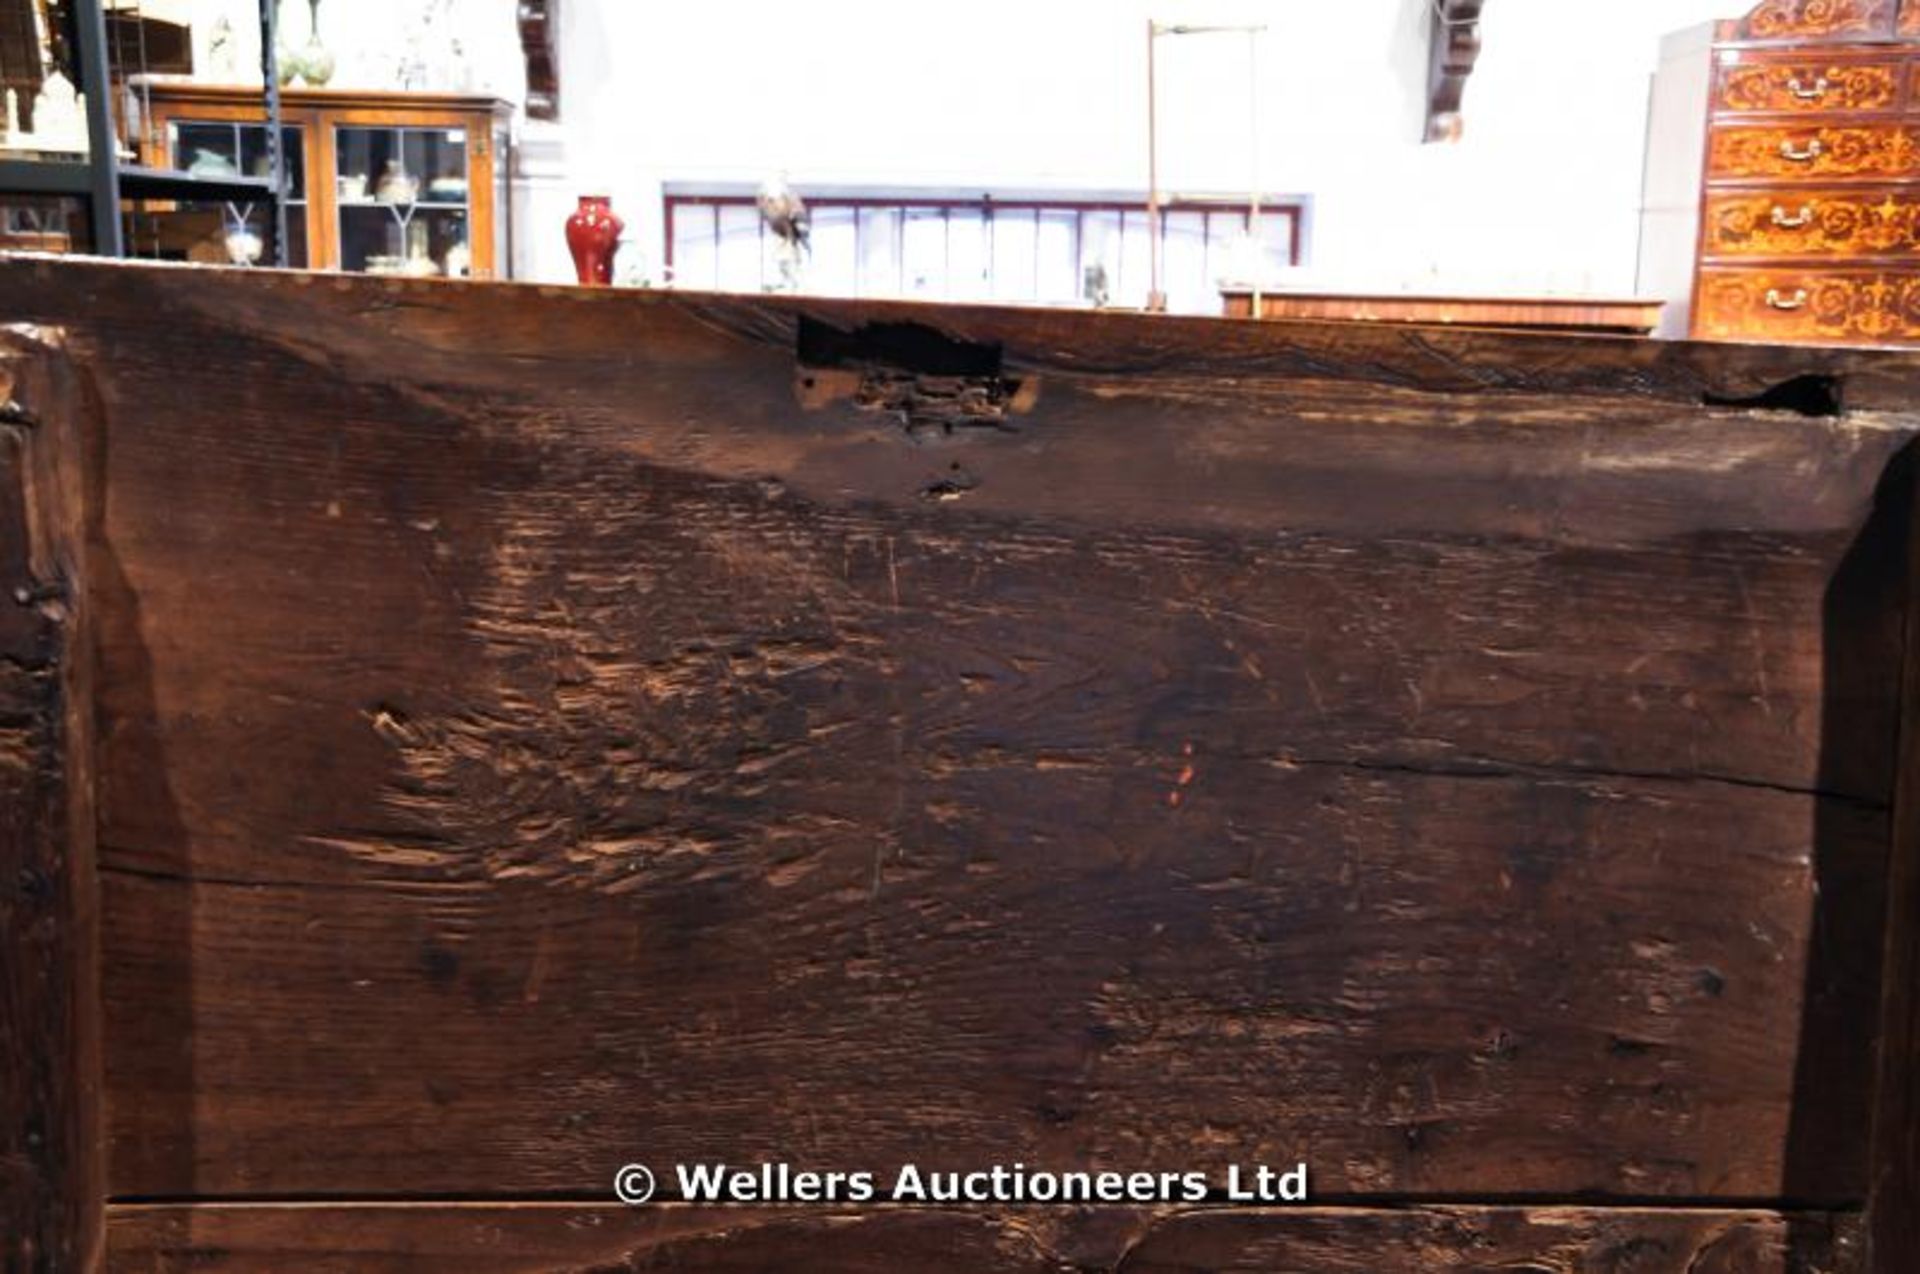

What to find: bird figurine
left=757, top=173, right=809, bottom=292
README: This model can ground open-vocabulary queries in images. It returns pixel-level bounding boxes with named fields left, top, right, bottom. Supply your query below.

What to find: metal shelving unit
left=0, top=0, right=287, bottom=261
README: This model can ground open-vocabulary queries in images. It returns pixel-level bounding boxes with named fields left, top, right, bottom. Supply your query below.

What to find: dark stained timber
left=103, top=1203, right=1866, bottom=1273
left=2, top=256, right=1920, bottom=1268
left=0, top=328, right=103, bottom=1272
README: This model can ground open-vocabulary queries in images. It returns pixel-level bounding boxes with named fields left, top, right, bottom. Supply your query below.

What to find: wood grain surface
left=1, top=328, right=104, bottom=1272
left=104, top=1203, right=1867, bottom=1273
left=1217, top=289, right=1662, bottom=333
left=1869, top=371, right=1920, bottom=1271
left=5, top=257, right=1920, bottom=1266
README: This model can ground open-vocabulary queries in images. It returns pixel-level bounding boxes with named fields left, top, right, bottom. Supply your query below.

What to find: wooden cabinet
left=1641, top=0, right=1920, bottom=345
left=136, top=86, right=512, bottom=279
left=1713, top=55, right=1907, bottom=112
left=1736, top=0, right=1902, bottom=41
left=12, top=255, right=1920, bottom=1272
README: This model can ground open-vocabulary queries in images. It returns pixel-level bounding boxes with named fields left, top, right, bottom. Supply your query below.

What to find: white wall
left=178, top=1, right=1743, bottom=296
left=529, top=0, right=1738, bottom=294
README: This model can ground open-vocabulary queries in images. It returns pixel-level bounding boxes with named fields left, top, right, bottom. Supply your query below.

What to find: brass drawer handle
left=1770, top=203, right=1817, bottom=228
left=1765, top=287, right=1810, bottom=310
left=1786, top=74, right=1830, bottom=99
left=1778, top=137, right=1825, bottom=162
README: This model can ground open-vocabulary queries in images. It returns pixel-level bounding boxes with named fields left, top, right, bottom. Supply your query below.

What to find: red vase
left=565, top=195, right=624, bottom=286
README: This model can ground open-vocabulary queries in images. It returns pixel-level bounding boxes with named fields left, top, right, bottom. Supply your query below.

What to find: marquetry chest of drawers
left=1640, top=0, right=1920, bottom=345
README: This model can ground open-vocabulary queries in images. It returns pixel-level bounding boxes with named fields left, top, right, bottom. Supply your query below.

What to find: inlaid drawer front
left=1733, top=0, right=1896, bottom=40
left=1696, top=268, right=1920, bottom=343
left=1702, top=190, right=1920, bottom=257
left=1707, top=124, right=1920, bottom=181
left=1714, top=60, right=1901, bottom=114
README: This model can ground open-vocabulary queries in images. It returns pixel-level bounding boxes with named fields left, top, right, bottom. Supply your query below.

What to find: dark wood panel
left=1869, top=405, right=1920, bottom=1268
left=11, top=264, right=1912, bottom=872
left=104, top=1203, right=1867, bottom=1273
left=1120, top=1206, right=1867, bottom=1272
left=0, top=332, right=104, bottom=1272
left=88, top=456, right=1898, bottom=885
left=14, top=256, right=1920, bottom=410
left=3, top=261, right=1919, bottom=1222
left=100, top=772, right=1889, bottom=1198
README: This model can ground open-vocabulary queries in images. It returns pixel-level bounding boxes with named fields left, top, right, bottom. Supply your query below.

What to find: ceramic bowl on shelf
left=375, top=162, right=418, bottom=204
left=338, top=173, right=368, bottom=200
left=189, top=148, right=238, bottom=177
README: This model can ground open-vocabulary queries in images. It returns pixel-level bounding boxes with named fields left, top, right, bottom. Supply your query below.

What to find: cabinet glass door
left=0, top=197, right=88, bottom=255
left=334, top=125, right=473, bottom=277
left=167, top=122, right=308, bottom=266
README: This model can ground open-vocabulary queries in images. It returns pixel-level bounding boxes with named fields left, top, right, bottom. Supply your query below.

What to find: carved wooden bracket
left=518, top=0, right=557, bottom=121
left=1425, top=0, right=1484, bottom=143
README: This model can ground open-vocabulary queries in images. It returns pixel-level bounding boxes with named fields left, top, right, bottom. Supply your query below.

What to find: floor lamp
left=1146, top=20, right=1266, bottom=314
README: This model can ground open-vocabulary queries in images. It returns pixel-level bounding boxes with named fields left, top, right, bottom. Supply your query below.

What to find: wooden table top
left=1221, top=287, right=1665, bottom=335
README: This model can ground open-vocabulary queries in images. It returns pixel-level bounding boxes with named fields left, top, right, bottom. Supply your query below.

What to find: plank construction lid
left=5, top=257, right=1920, bottom=1270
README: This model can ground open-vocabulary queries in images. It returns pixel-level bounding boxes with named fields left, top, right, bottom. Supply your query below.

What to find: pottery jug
left=300, top=0, right=336, bottom=85
left=224, top=225, right=264, bottom=267
left=566, top=195, right=623, bottom=286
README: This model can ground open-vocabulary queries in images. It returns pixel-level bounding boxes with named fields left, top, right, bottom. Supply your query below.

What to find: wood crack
left=1265, top=750, right=1889, bottom=810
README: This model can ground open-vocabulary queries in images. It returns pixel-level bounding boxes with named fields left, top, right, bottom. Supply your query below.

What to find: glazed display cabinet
left=135, top=85, right=513, bottom=278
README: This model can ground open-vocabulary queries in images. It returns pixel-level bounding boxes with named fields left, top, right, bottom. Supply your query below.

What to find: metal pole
left=1149, top=21, right=1265, bottom=315
left=71, top=0, right=123, bottom=255
left=258, top=0, right=289, bottom=266
left=1248, top=27, right=1262, bottom=318
left=1145, top=19, right=1165, bottom=313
